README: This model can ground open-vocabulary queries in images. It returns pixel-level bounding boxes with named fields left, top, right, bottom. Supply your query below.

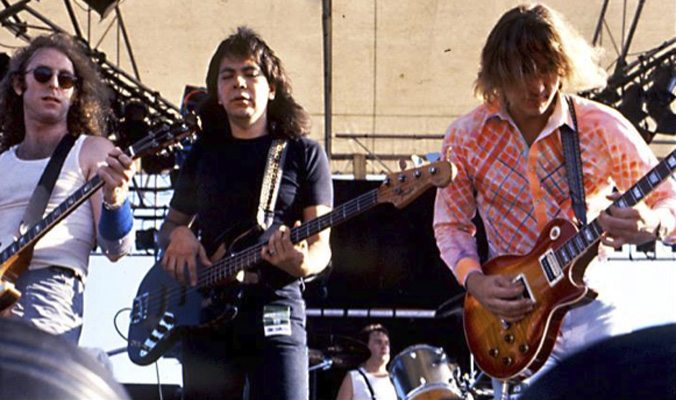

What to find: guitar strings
left=134, top=190, right=381, bottom=316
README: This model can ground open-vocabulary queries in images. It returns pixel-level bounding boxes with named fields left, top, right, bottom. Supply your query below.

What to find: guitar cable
left=113, top=307, right=131, bottom=341
left=112, top=306, right=165, bottom=400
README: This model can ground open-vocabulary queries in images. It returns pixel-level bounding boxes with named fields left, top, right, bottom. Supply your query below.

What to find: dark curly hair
left=203, top=26, right=310, bottom=140
left=0, top=33, right=110, bottom=151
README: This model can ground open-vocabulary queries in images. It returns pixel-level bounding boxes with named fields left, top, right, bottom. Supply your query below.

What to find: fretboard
left=0, top=120, right=194, bottom=266
left=202, top=189, right=381, bottom=288
left=555, top=149, right=676, bottom=266
left=0, top=176, right=104, bottom=265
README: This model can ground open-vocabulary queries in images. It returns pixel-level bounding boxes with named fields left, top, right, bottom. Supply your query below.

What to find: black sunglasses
left=26, top=66, right=78, bottom=89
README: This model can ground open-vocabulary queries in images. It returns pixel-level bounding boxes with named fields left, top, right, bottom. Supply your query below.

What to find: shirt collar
left=481, top=92, right=575, bottom=141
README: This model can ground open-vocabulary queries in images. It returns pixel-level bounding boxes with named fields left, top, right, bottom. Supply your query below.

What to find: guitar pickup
left=539, top=248, right=563, bottom=286
left=130, top=292, right=149, bottom=325
left=512, top=274, right=534, bottom=303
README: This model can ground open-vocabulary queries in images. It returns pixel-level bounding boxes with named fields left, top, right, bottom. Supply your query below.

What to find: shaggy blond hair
left=474, top=3, right=607, bottom=104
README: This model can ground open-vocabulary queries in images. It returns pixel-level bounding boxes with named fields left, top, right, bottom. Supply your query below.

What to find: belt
left=49, top=266, right=83, bottom=282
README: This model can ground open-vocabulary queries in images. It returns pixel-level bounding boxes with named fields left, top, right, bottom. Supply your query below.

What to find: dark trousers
left=181, top=297, right=309, bottom=400
left=519, top=324, right=676, bottom=400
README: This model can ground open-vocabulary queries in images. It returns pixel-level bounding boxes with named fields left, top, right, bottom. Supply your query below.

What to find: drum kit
left=306, top=294, right=494, bottom=399
left=389, top=344, right=464, bottom=400
left=308, top=336, right=491, bottom=400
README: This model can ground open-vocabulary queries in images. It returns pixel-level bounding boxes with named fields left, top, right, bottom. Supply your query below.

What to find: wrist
left=465, top=270, right=484, bottom=292
left=99, top=198, right=133, bottom=240
left=102, top=197, right=123, bottom=211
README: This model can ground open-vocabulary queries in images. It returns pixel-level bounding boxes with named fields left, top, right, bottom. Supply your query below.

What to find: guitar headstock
left=376, top=160, right=456, bottom=208
left=127, top=114, right=199, bottom=160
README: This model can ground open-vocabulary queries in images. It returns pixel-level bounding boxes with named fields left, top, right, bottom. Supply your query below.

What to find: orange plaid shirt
left=434, top=93, right=676, bottom=286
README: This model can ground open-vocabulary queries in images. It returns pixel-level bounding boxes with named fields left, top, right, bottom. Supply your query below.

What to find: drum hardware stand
left=309, top=358, right=333, bottom=400
left=500, top=380, right=510, bottom=400
left=462, top=352, right=493, bottom=400
left=499, top=380, right=523, bottom=400
left=467, top=371, right=485, bottom=391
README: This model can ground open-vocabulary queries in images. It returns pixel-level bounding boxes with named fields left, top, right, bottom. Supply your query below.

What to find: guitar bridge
left=539, top=248, right=563, bottom=286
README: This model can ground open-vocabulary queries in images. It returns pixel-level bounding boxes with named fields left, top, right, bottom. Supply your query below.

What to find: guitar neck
left=555, top=149, right=676, bottom=265
left=0, top=121, right=194, bottom=267
left=202, top=189, right=381, bottom=287
left=0, top=175, right=104, bottom=266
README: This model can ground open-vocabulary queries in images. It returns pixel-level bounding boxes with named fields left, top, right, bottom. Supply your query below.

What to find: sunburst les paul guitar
left=126, top=160, right=457, bottom=365
left=464, top=148, right=676, bottom=380
left=0, top=118, right=197, bottom=313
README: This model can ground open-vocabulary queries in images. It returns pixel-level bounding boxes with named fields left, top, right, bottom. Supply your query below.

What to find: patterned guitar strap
left=256, top=138, right=289, bottom=232
left=560, top=95, right=588, bottom=226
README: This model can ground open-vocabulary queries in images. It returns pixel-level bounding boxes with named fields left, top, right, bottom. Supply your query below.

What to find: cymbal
left=435, top=292, right=465, bottom=319
left=309, top=348, right=327, bottom=366
left=308, top=334, right=370, bottom=369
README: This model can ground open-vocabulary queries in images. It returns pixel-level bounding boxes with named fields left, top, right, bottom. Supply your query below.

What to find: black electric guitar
left=127, top=160, right=457, bottom=365
left=0, top=118, right=197, bottom=313
left=464, top=148, right=676, bottom=380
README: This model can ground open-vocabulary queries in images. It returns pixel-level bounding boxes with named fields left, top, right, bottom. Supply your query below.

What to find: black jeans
left=181, top=295, right=309, bottom=400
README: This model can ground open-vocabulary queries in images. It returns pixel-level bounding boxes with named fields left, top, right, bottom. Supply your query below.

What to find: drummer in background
left=336, top=324, right=398, bottom=400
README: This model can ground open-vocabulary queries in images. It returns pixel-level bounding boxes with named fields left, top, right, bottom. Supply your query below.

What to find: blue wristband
left=99, top=198, right=133, bottom=240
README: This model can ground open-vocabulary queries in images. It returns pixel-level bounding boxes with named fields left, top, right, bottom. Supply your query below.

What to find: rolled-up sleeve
left=433, top=123, right=483, bottom=286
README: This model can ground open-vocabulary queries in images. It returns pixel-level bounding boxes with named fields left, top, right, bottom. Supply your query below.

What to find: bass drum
left=389, top=344, right=462, bottom=400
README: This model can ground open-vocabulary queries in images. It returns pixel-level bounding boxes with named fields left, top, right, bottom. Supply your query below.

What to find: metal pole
left=322, top=0, right=332, bottom=160
left=613, top=0, right=646, bottom=77
left=592, top=0, right=611, bottom=46
left=114, top=6, right=141, bottom=81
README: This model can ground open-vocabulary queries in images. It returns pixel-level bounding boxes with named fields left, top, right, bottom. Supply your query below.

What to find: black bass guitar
left=127, top=160, right=457, bottom=365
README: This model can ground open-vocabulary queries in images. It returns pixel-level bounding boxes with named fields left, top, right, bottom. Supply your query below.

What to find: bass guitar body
left=127, top=256, right=240, bottom=366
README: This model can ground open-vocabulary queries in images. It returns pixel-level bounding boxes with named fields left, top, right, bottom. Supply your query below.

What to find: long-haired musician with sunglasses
left=0, top=33, right=136, bottom=343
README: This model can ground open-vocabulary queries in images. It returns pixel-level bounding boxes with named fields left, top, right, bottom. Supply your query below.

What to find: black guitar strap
left=356, top=367, right=377, bottom=400
left=560, top=95, right=587, bottom=226
left=19, top=134, right=77, bottom=235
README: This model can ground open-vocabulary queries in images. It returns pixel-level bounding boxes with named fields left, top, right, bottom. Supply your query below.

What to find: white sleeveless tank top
left=349, top=368, right=398, bottom=400
left=0, top=135, right=94, bottom=280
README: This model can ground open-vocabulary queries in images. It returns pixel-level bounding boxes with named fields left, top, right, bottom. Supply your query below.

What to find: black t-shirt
left=170, top=133, right=333, bottom=295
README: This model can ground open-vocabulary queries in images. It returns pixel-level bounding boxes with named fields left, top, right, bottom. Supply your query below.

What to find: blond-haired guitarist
left=433, top=3, right=676, bottom=399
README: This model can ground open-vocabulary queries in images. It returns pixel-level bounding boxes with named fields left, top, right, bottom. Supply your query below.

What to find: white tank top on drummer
left=0, top=136, right=94, bottom=281
left=349, top=367, right=398, bottom=400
